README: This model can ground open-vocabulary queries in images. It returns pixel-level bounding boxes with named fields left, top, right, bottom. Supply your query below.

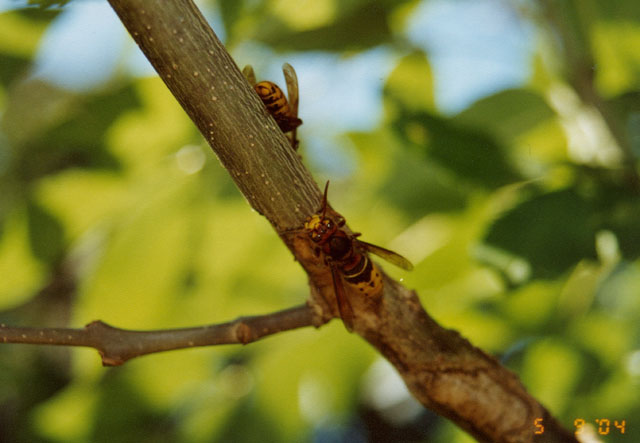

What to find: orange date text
left=534, top=417, right=626, bottom=435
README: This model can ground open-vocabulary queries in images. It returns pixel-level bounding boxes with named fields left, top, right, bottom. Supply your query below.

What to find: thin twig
left=0, top=304, right=321, bottom=366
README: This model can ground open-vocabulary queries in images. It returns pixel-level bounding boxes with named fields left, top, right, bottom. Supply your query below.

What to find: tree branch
left=1, top=304, right=320, bottom=366
left=106, top=2, right=582, bottom=440
left=0, top=0, right=578, bottom=441
left=108, top=0, right=320, bottom=229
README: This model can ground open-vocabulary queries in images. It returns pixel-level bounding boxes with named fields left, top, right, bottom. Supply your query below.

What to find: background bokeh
left=1, top=0, right=639, bottom=442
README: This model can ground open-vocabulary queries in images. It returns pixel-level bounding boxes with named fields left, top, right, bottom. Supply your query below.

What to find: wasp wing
left=282, top=63, right=301, bottom=150
left=357, top=240, right=413, bottom=271
left=242, top=65, right=256, bottom=85
left=330, top=265, right=354, bottom=332
left=282, top=63, right=299, bottom=119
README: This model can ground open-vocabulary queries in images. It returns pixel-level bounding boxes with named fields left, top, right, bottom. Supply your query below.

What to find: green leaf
left=27, top=0, right=71, bottom=8
left=453, top=89, right=556, bottom=143
left=602, top=188, right=640, bottom=259
left=593, top=0, right=640, bottom=19
left=384, top=51, right=435, bottom=113
left=592, top=20, right=640, bottom=95
left=382, top=156, right=469, bottom=215
left=214, top=396, right=285, bottom=443
left=26, top=198, right=65, bottom=264
left=0, top=207, right=44, bottom=309
left=5, top=83, right=139, bottom=182
left=0, top=54, right=30, bottom=87
left=521, top=339, right=583, bottom=412
left=255, top=3, right=394, bottom=51
left=483, top=189, right=598, bottom=279
left=219, top=0, right=246, bottom=45
left=605, top=91, right=640, bottom=156
left=390, top=110, right=521, bottom=189
left=90, top=372, right=179, bottom=443
left=348, top=129, right=468, bottom=215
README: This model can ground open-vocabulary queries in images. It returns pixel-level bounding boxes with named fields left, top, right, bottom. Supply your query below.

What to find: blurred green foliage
left=1, top=1, right=640, bottom=442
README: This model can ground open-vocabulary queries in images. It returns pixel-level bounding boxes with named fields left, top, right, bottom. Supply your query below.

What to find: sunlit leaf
left=268, top=0, right=337, bottom=31
left=0, top=8, right=57, bottom=58
left=254, top=3, right=394, bottom=51
left=592, top=21, right=640, bottom=95
left=34, top=169, right=128, bottom=241
left=571, top=311, right=632, bottom=366
left=31, top=382, right=95, bottom=442
left=384, top=51, right=435, bottom=113
left=0, top=208, right=44, bottom=309
left=501, top=280, right=560, bottom=329
left=521, top=339, right=582, bottom=412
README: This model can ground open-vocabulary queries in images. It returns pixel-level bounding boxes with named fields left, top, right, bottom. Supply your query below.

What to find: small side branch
left=0, top=304, right=321, bottom=366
